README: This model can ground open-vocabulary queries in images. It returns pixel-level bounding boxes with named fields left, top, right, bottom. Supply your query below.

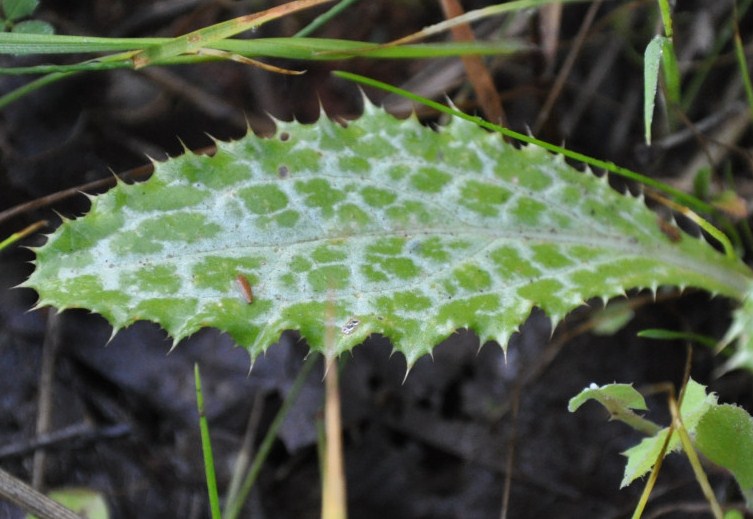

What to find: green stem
left=671, top=400, right=724, bottom=519
left=0, top=220, right=47, bottom=251
left=612, top=409, right=662, bottom=437
left=656, top=0, right=673, bottom=39
left=0, top=71, right=72, bottom=109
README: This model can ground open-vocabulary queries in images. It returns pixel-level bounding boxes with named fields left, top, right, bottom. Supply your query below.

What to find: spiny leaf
left=23, top=103, right=753, bottom=366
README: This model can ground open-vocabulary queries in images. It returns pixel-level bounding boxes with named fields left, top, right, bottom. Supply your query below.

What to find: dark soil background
left=1, top=1, right=753, bottom=518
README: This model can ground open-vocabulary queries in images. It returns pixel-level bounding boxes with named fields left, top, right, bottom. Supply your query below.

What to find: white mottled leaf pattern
left=24, top=103, right=753, bottom=367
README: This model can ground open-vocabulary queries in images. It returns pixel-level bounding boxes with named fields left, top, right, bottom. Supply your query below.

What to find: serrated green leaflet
left=621, top=379, right=716, bottom=488
left=24, top=103, right=753, bottom=366
left=568, top=383, right=648, bottom=414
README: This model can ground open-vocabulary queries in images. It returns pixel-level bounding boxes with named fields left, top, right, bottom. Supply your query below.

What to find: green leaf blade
left=644, top=35, right=666, bottom=145
left=620, top=379, right=717, bottom=487
left=696, top=404, right=753, bottom=492
left=621, top=429, right=670, bottom=489
left=568, top=383, right=647, bottom=413
left=24, top=104, right=753, bottom=365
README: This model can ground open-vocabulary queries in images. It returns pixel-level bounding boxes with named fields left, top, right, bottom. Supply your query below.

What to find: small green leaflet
left=620, top=379, right=715, bottom=488
left=23, top=103, right=753, bottom=367
left=568, top=383, right=648, bottom=414
left=572, top=379, right=753, bottom=505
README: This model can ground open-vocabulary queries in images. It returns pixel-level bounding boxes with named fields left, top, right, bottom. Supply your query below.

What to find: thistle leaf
left=23, top=103, right=753, bottom=365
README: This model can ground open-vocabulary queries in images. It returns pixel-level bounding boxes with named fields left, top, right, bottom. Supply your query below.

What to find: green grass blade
left=656, top=0, right=673, bottom=38
left=0, top=61, right=131, bottom=74
left=644, top=35, right=665, bottom=145
left=0, top=36, right=525, bottom=107
left=195, top=364, right=222, bottom=519
left=130, top=0, right=335, bottom=68
left=0, top=33, right=526, bottom=60
left=734, top=30, right=753, bottom=120
left=637, top=329, right=718, bottom=349
left=661, top=39, right=680, bottom=108
left=295, top=0, right=361, bottom=38
left=216, top=37, right=527, bottom=60
left=0, top=70, right=73, bottom=109
left=0, top=32, right=164, bottom=54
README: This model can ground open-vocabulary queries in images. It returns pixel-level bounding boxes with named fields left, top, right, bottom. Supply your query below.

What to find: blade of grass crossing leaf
left=646, top=191, right=734, bottom=263
left=294, top=0, right=361, bottom=38
left=194, top=364, right=222, bottom=519
left=332, top=70, right=735, bottom=258
left=224, top=354, right=319, bottom=519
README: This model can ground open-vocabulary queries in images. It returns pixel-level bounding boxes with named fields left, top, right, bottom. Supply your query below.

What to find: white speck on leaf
left=341, top=318, right=360, bottom=335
